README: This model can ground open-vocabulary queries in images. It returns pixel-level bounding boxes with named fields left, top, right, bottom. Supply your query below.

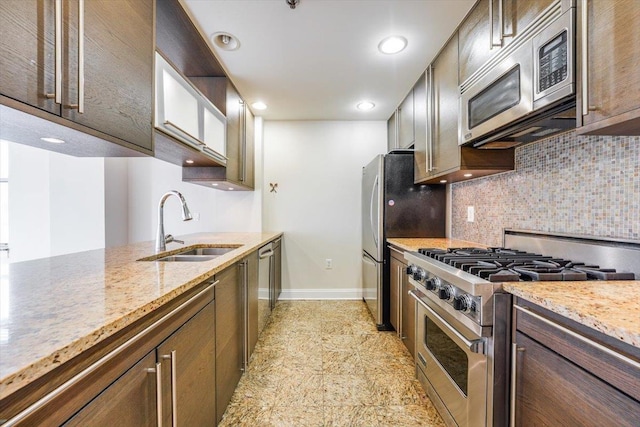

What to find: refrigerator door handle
left=369, top=175, right=379, bottom=249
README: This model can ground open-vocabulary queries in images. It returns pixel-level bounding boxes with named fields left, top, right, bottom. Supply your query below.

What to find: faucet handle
left=164, top=235, right=185, bottom=245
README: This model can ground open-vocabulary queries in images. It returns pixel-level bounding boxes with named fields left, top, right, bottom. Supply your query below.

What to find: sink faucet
left=156, top=190, right=193, bottom=252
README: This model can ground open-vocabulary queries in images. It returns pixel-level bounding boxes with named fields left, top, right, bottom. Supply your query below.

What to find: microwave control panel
left=538, top=30, right=568, bottom=92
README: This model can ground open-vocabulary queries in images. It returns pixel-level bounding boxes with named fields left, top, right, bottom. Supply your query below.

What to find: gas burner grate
left=416, top=247, right=635, bottom=282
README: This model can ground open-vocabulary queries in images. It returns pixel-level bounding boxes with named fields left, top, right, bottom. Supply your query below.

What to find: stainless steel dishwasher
left=257, top=242, right=274, bottom=335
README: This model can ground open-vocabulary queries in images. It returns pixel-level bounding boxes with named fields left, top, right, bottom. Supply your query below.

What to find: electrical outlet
left=467, top=206, right=475, bottom=223
left=325, top=259, right=332, bottom=269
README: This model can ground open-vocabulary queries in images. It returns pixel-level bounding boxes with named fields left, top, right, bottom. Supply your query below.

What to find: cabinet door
left=389, top=255, right=401, bottom=333
left=0, top=0, right=60, bottom=115
left=401, top=276, right=415, bottom=359
left=243, top=103, right=255, bottom=188
left=63, top=351, right=157, bottom=427
left=513, top=332, right=640, bottom=427
left=215, top=265, right=243, bottom=423
left=387, top=110, right=398, bottom=151
left=157, top=300, right=216, bottom=426
left=458, top=0, right=495, bottom=84
left=63, top=0, right=153, bottom=151
left=224, top=83, right=242, bottom=184
left=581, top=0, right=640, bottom=132
left=432, top=33, right=461, bottom=178
left=398, top=88, right=415, bottom=148
left=246, top=251, right=259, bottom=359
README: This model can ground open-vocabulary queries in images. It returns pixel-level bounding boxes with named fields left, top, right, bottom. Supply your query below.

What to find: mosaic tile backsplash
left=451, top=131, right=640, bottom=247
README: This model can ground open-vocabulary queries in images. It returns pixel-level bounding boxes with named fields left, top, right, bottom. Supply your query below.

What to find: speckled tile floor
left=219, top=300, right=446, bottom=427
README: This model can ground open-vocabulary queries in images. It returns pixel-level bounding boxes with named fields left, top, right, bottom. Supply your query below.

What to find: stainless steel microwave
left=459, top=0, right=576, bottom=148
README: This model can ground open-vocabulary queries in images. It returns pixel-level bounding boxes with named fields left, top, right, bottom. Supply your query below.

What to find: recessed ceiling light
left=228, top=188, right=234, bottom=191
left=185, top=159, right=194, bottom=164
left=211, top=183, right=218, bottom=186
left=40, top=137, right=65, bottom=144
left=463, top=173, right=473, bottom=177
left=357, top=101, right=375, bottom=111
left=378, top=36, right=407, bottom=54
left=252, top=101, right=267, bottom=110
left=440, top=180, right=447, bottom=183
left=211, top=32, right=240, bottom=51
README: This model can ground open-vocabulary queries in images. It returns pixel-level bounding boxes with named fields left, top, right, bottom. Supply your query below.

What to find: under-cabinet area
left=0, top=232, right=282, bottom=425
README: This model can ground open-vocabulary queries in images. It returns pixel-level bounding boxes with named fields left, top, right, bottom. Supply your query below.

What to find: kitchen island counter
left=0, top=232, right=281, bottom=400
left=387, top=237, right=640, bottom=349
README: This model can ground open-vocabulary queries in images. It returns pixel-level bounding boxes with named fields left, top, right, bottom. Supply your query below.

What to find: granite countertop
left=0, top=231, right=281, bottom=400
left=386, top=237, right=640, bottom=349
left=387, top=237, right=487, bottom=252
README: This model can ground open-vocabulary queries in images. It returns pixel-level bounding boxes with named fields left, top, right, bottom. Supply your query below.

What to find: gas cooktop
left=417, top=247, right=636, bottom=282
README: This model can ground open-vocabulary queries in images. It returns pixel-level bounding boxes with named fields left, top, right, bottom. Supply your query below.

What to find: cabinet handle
left=240, top=100, right=247, bottom=183
left=164, top=120, right=206, bottom=146
left=67, top=0, right=85, bottom=113
left=162, top=351, right=178, bottom=426
left=509, top=343, right=525, bottom=427
left=397, top=265, right=402, bottom=336
left=46, top=0, right=62, bottom=104
left=148, top=362, right=164, bottom=427
left=426, top=66, right=435, bottom=172
left=580, top=0, right=590, bottom=116
left=240, top=260, right=249, bottom=370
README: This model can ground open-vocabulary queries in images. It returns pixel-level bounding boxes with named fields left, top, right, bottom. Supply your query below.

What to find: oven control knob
left=406, top=266, right=414, bottom=275
left=413, top=268, right=426, bottom=281
left=454, top=294, right=474, bottom=313
left=438, top=284, right=454, bottom=301
left=425, top=278, right=437, bottom=291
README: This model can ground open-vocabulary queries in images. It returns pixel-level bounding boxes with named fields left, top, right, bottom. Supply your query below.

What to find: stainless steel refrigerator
left=362, top=151, right=445, bottom=329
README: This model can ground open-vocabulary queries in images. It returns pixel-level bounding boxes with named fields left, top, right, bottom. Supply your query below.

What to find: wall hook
left=270, top=183, right=278, bottom=193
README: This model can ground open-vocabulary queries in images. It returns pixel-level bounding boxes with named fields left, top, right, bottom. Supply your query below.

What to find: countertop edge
left=0, top=232, right=282, bottom=401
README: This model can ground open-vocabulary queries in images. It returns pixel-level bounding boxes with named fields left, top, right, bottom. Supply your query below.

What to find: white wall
left=262, top=121, right=386, bottom=299
left=8, top=142, right=105, bottom=262
left=125, top=117, right=263, bottom=243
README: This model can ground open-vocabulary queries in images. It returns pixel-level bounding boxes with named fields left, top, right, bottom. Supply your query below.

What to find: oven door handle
left=409, top=290, right=486, bottom=354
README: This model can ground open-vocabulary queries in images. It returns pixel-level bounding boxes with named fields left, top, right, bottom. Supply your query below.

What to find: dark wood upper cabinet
left=578, top=0, right=640, bottom=135
left=0, top=0, right=154, bottom=154
left=459, top=0, right=554, bottom=84
left=414, top=32, right=514, bottom=184
left=61, top=0, right=154, bottom=151
left=0, top=0, right=60, bottom=115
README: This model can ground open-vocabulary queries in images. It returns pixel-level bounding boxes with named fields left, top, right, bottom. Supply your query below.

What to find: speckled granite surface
left=0, top=232, right=281, bottom=400
left=387, top=238, right=640, bottom=349
left=386, top=237, right=486, bottom=252
left=503, top=281, right=640, bottom=348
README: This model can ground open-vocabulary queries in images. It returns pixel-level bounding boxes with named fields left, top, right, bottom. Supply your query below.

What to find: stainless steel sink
left=139, top=245, right=241, bottom=262
left=176, top=247, right=237, bottom=256
left=156, top=255, right=218, bottom=262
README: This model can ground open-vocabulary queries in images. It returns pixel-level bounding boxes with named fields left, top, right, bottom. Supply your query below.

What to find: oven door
left=459, top=40, right=533, bottom=146
left=410, top=289, right=488, bottom=427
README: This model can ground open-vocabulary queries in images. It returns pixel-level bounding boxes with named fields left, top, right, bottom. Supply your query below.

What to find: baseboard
left=278, top=288, right=363, bottom=300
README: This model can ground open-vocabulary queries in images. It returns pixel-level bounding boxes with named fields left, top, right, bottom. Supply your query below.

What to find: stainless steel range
left=404, top=229, right=639, bottom=427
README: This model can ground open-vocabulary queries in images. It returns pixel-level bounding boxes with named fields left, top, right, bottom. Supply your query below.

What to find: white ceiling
left=181, top=0, right=476, bottom=121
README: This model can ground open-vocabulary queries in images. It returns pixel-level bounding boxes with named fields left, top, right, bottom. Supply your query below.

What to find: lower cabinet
left=63, top=352, right=158, bottom=426
left=65, top=300, right=216, bottom=426
left=389, top=245, right=415, bottom=359
left=2, top=282, right=216, bottom=426
left=215, top=263, right=244, bottom=424
left=512, top=299, right=640, bottom=426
